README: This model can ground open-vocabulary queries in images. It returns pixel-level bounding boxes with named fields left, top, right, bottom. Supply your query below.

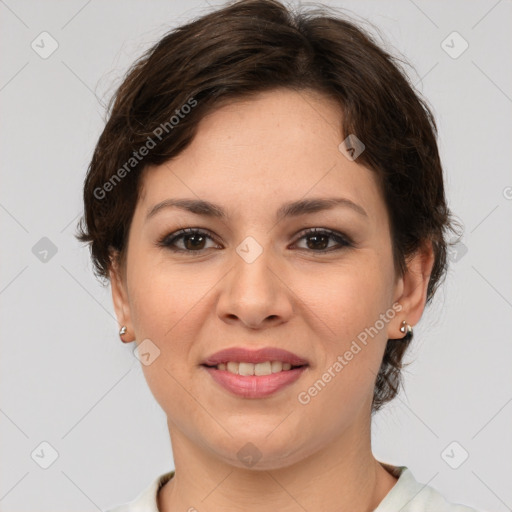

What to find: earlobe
left=392, top=240, right=435, bottom=338
left=109, top=252, right=134, bottom=343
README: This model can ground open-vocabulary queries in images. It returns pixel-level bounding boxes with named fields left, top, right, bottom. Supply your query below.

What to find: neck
left=158, top=418, right=398, bottom=512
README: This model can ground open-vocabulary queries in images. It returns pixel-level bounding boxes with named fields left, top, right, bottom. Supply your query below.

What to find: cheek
left=314, top=256, right=393, bottom=340
left=304, top=253, right=395, bottom=401
left=126, top=260, right=205, bottom=420
left=127, top=254, right=202, bottom=340
left=295, top=271, right=393, bottom=425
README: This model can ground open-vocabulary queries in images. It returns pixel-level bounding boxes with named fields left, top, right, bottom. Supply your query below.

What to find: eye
left=157, top=227, right=352, bottom=254
left=157, top=228, right=220, bottom=253
left=293, top=228, right=353, bottom=253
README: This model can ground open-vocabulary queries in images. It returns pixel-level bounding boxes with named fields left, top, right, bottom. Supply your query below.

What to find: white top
left=106, top=463, right=483, bottom=512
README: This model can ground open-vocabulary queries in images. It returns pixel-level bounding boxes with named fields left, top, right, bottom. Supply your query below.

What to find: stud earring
left=119, top=325, right=127, bottom=337
left=399, top=320, right=412, bottom=335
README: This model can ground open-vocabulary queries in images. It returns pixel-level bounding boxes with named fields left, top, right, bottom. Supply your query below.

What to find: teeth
left=255, top=361, right=272, bottom=375
left=272, top=361, right=288, bottom=373
left=239, top=362, right=256, bottom=376
left=216, top=361, right=294, bottom=375
left=227, top=361, right=238, bottom=374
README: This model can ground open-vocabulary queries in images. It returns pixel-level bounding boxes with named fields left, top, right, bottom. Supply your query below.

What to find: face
left=111, top=88, right=427, bottom=470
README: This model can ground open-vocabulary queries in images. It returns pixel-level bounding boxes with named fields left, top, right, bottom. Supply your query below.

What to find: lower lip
left=202, top=365, right=308, bottom=398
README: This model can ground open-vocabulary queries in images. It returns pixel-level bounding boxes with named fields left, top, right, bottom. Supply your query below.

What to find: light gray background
left=1, top=1, right=511, bottom=511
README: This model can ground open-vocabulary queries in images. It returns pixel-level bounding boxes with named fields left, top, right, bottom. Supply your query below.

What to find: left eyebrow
left=276, top=197, right=368, bottom=220
left=145, top=196, right=368, bottom=223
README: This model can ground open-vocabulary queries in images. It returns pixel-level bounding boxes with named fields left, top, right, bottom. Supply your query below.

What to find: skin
left=110, top=88, right=434, bottom=512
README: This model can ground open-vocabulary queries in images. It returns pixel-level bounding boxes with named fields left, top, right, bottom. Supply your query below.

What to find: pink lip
left=202, top=365, right=308, bottom=398
left=201, top=347, right=309, bottom=366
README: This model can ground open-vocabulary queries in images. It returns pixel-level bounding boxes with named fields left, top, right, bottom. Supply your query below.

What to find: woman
left=76, top=0, right=482, bottom=510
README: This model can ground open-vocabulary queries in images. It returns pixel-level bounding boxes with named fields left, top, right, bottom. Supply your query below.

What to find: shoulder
left=104, top=470, right=175, bottom=512
left=375, top=464, right=484, bottom=512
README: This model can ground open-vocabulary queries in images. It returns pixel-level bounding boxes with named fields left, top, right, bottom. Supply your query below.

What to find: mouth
left=199, top=347, right=309, bottom=398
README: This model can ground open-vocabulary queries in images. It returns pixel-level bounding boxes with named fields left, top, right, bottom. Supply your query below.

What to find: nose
left=216, top=242, right=294, bottom=330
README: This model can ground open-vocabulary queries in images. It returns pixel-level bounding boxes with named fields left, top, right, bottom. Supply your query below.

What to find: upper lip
left=201, top=347, right=309, bottom=366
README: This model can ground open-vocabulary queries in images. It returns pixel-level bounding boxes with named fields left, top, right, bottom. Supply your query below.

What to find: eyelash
left=157, top=227, right=353, bottom=254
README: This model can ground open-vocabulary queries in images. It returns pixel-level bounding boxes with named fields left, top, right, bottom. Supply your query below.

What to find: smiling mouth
left=200, top=362, right=309, bottom=398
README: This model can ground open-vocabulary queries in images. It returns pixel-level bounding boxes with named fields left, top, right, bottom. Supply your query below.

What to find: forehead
left=137, top=88, right=385, bottom=223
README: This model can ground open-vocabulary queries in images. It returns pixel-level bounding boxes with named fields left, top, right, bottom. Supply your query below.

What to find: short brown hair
left=76, top=0, right=461, bottom=413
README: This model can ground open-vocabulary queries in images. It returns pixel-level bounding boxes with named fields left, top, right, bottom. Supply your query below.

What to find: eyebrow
left=146, top=196, right=368, bottom=222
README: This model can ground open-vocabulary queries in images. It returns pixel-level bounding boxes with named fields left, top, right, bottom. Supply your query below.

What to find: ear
left=391, top=239, right=435, bottom=338
left=109, top=251, right=134, bottom=342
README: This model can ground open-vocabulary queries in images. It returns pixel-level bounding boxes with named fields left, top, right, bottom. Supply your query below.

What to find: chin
left=209, top=430, right=310, bottom=471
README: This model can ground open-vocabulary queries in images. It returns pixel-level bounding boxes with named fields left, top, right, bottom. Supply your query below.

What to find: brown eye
left=159, top=228, right=218, bottom=253
left=294, top=228, right=352, bottom=252
left=182, top=232, right=207, bottom=250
